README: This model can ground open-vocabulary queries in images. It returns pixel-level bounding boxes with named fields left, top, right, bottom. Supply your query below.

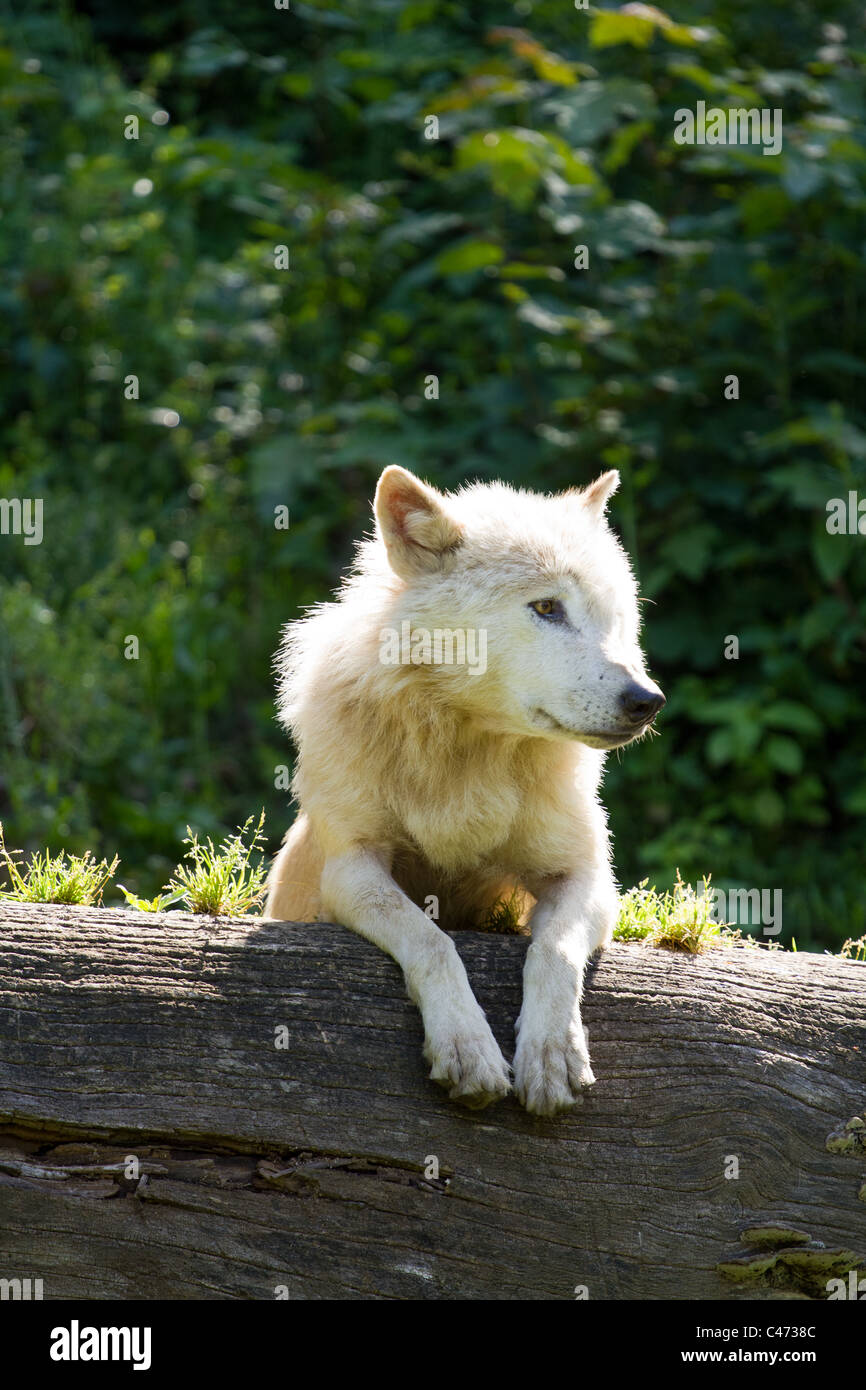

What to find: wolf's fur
left=264, top=466, right=664, bottom=1115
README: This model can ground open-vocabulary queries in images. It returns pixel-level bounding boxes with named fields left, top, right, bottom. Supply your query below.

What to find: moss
left=740, top=1226, right=812, bottom=1250
left=718, top=1246, right=864, bottom=1299
left=826, top=1115, right=866, bottom=1154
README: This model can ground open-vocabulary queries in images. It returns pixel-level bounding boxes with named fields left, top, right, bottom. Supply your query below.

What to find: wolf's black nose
left=619, top=682, right=665, bottom=725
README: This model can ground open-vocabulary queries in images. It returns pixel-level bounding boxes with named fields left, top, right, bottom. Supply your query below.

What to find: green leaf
left=658, top=523, right=717, bottom=580
left=544, top=79, right=656, bottom=144
left=379, top=212, right=464, bottom=250
left=762, top=702, right=823, bottom=737
left=604, top=119, right=653, bottom=174
left=526, top=48, right=578, bottom=86
left=765, top=736, right=804, bottom=775
left=801, top=350, right=866, bottom=379
left=435, top=239, right=504, bottom=275
left=590, top=11, right=657, bottom=50
left=782, top=154, right=826, bottom=201
left=812, top=523, right=855, bottom=584
left=593, top=200, right=666, bottom=257
left=707, top=721, right=761, bottom=765
left=706, top=728, right=734, bottom=766
left=456, top=128, right=596, bottom=207
left=590, top=6, right=704, bottom=51
left=766, top=463, right=836, bottom=508
left=751, top=790, right=786, bottom=827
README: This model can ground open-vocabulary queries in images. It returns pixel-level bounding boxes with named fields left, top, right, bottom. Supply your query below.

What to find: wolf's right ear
left=374, top=466, right=463, bottom=579
left=579, top=469, right=620, bottom=520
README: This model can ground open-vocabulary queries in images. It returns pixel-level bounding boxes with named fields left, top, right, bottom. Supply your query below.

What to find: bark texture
left=0, top=902, right=864, bottom=1301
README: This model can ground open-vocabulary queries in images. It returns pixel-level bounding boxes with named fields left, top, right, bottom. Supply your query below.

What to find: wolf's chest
left=397, top=779, right=522, bottom=873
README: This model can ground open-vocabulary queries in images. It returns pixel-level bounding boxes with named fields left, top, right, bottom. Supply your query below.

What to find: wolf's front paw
left=513, top=1029, right=595, bottom=1117
left=424, top=1019, right=511, bottom=1110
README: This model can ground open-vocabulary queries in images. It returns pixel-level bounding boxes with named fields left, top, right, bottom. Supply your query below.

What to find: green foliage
left=0, top=823, right=118, bottom=905
left=163, top=811, right=268, bottom=915
left=616, top=871, right=788, bottom=953
left=0, top=1, right=864, bottom=945
left=616, top=872, right=727, bottom=952
left=117, top=885, right=185, bottom=913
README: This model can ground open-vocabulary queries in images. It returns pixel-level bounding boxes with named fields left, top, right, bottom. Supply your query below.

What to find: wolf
left=264, top=466, right=664, bottom=1115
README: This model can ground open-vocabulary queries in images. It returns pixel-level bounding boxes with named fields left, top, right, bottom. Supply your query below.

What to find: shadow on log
left=0, top=902, right=864, bottom=1300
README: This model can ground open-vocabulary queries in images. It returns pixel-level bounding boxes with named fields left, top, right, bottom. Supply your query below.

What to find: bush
left=1, top=1, right=863, bottom=946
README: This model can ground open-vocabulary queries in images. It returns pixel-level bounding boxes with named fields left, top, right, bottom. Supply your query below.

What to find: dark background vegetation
left=1, top=1, right=864, bottom=946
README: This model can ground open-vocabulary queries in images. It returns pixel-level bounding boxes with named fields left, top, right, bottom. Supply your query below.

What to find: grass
left=1, top=813, right=268, bottom=917
left=161, top=810, right=269, bottom=916
left=1, top=818, right=865, bottom=953
left=480, top=888, right=529, bottom=934
left=0, top=821, right=118, bottom=906
left=481, top=870, right=746, bottom=951
left=614, top=871, right=767, bottom=954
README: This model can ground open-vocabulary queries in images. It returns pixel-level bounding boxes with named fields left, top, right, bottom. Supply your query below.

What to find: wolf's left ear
left=374, top=466, right=463, bottom=580
left=580, top=469, right=620, bottom=520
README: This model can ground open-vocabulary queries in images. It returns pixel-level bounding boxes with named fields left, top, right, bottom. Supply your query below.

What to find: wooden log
left=0, top=901, right=864, bottom=1301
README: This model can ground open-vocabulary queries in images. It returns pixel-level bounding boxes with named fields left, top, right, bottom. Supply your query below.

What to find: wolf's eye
left=529, top=598, right=565, bottom=621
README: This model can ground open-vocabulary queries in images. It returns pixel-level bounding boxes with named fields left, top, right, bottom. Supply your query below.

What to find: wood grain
left=0, top=901, right=864, bottom=1300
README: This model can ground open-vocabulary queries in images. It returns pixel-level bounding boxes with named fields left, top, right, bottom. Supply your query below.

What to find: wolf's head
left=371, top=465, right=664, bottom=750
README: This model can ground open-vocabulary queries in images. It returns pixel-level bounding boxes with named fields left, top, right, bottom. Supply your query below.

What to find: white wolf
left=264, top=466, right=664, bottom=1115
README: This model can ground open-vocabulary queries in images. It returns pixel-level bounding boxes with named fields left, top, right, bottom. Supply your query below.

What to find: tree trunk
left=0, top=902, right=864, bottom=1301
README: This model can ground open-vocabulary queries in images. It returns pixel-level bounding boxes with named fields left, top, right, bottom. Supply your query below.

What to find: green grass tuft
left=615, top=870, right=746, bottom=954
left=162, top=810, right=268, bottom=916
left=479, top=888, right=529, bottom=935
left=0, top=822, right=118, bottom=906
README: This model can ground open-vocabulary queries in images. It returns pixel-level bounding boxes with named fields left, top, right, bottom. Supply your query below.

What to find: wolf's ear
left=374, top=466, right=463, bottom=579
left=580, top=469, right=620, bottom=520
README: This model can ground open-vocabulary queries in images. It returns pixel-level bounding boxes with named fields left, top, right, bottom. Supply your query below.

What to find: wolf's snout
left=619, top=681, right=665, bottom=726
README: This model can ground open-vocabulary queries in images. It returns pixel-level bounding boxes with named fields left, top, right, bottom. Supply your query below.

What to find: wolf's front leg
left=321, top=850, right=511, bottom=1108
left=513, top=872, right=616, bottom=1117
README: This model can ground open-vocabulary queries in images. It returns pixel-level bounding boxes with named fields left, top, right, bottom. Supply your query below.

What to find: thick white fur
left=264, top=466, right=663, bottom=1115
